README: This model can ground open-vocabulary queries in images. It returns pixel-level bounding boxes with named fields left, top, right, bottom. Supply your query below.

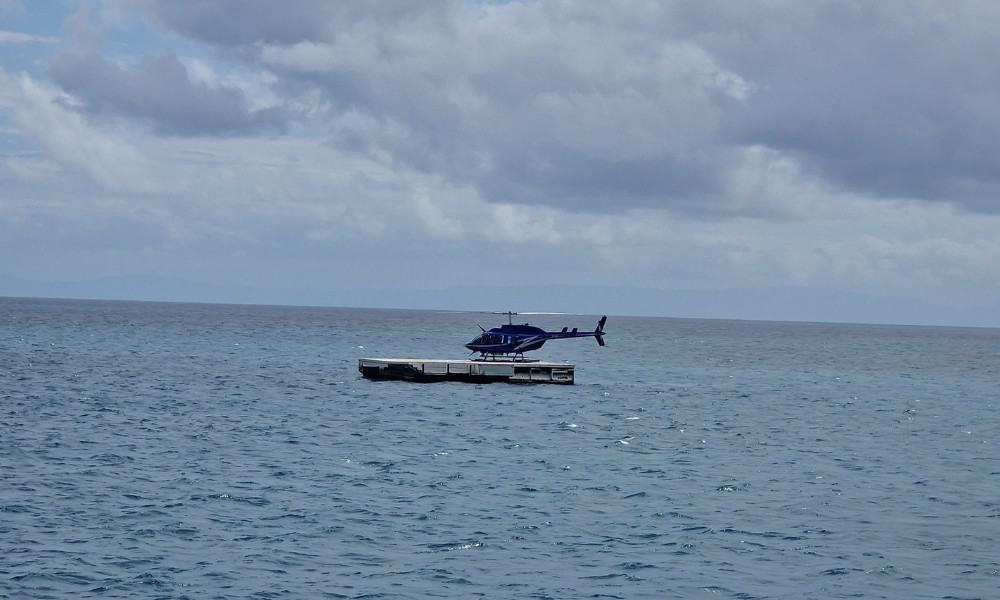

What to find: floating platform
left=358, top=358, right=575, bottom=384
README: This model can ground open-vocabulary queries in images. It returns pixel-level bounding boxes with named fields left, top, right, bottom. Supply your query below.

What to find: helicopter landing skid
left=472, top=353, right=539, bottom=363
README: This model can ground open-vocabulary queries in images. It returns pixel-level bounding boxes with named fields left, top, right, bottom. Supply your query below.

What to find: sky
left=1, top=0, right=999, bottom=326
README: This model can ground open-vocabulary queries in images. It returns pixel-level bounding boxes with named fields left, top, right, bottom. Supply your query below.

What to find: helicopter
left=465, top=312, right=607, bottom=360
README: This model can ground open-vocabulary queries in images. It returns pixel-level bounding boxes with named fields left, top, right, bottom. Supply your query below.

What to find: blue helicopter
left=465, top=312, right=607, bottom=359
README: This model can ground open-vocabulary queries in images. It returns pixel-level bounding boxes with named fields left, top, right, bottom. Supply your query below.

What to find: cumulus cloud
left=693, top=1, right=1000, bottom=212
left=0, top=69, right=151, bottom=191
left=104, top=1, right=747, bottom=212
left=48, top=50, right=285, bottom=136
left=108, top=0, right=1000, bottom=215
left=46, top=10, right=285, bottom=136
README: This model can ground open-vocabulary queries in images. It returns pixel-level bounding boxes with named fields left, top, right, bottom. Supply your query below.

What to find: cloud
left=114, top=1, right=750, bottom=213
left=137, top=0, right=454, bottom=46
left=45, top=10, right=285, bottom=136
left=5, top=69, right=1000, bottom=313
left=0, top=30, right=56, bottom=45
left=48, top=50, right=285, bottom=136
left=136, top=0, right=338, bottom=46
left=695, top=1, right=1000, bottom=213
left=114, top=0, right=1000, bottom=216
left=1, top=69, right=151, bottom=191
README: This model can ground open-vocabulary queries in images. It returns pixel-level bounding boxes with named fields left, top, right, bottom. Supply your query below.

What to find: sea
left=1, top=297, right=998, bottom=599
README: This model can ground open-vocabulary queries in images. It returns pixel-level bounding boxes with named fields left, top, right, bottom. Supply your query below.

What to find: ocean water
left=1, top=297, right=998, bottom=599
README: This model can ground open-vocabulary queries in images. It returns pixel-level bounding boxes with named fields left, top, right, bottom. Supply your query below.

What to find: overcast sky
left=1, top=1, right=998, bottom=326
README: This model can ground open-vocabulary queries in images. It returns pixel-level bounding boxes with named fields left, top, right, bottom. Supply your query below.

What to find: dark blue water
left=2, top=297, right=998, bottom=599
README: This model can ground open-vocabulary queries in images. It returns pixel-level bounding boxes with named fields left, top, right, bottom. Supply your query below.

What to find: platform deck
left=358, top=357, right=575, bottom=384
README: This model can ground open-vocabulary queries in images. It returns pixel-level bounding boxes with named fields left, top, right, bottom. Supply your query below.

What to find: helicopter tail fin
left=595, top=316, right=607, bottom=346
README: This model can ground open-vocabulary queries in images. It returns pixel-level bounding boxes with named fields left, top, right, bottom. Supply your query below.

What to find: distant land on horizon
left=2, top=273, right=997, bottom=329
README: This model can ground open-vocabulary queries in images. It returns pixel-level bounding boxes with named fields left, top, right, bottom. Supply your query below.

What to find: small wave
left=619, top=562, right=656, bottom=570
left=715, top=482, right=751, bottom=492
left=190, top=493, right=272, bottom=506
left=423, top=541, right=485, bottom=553
left=132, top=572, right=168, bottom=587
left=12, top=571, right=96, bottom=585
left=90, top=453, right=134, bottom=465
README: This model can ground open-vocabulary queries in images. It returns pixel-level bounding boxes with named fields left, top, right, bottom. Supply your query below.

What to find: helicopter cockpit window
left=474, top=334, right=502, bottom=345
